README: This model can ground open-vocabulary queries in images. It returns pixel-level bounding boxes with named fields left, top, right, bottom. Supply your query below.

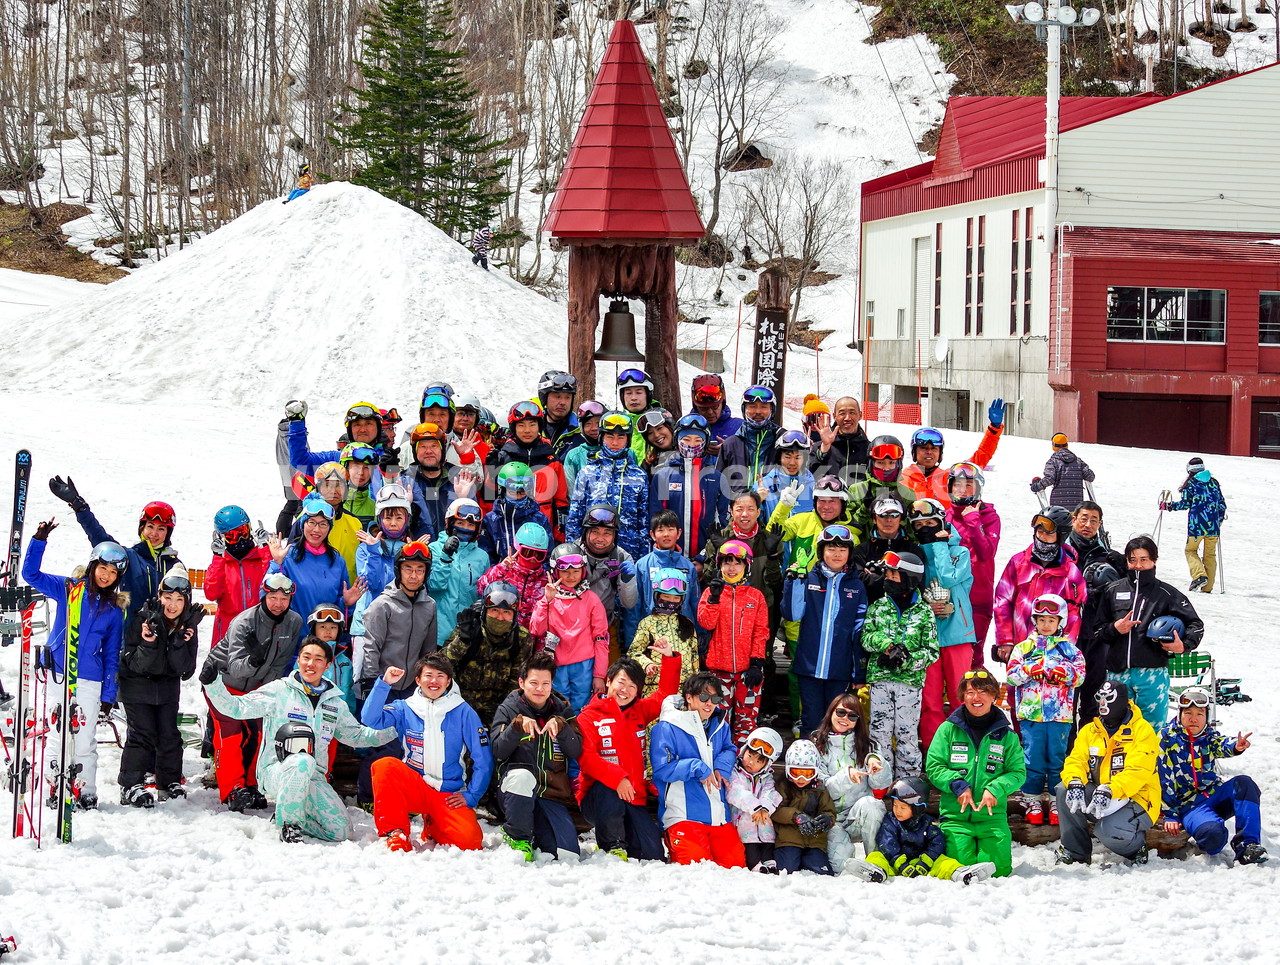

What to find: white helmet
left=445, top=497, right=483, bottom=525
left=741, top=727, right=784, bottom=764
left=454, top=392, right=483, bottom=414
left=1031, top=592, right=1068, bottom=624
left=375, top=483, right=412, bottom=515
left=783, top=739, right=822, bottom=782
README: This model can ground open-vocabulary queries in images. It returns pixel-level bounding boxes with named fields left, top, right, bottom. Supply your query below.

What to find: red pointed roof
left=543, top=20, right=705, bottom=243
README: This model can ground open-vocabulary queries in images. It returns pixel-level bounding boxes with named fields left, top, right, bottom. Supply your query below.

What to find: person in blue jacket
left=717, top=386, right=781, bottom=495
left=567, top=411, right=651, bottom=561
left=759, top=431, right=817, bottom=564
left=783, top=525, right=870, bottom=735
left=650, top=672, right=746, bottom=867
left=647, top=414, right=728, bottom=561
left=1163, top=456, right=1228, bottom=593
left=22, top=520, right=127, bottom=810
left=427, top=498, right=489, bottom=646
left=47, top=476, right=182, bottom=625
left=266, top=498, right=364, bottom=625
left=285, top=400, right=386, bottom=475
left=360, top=653, right=493, bottom=852
left=479, top=464, right=553, bottom=564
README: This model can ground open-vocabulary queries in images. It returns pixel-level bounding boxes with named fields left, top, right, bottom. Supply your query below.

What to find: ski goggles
left=584, top=506, right=620, bottom=529
left=300, top=499, right=334, bottom=521
left=553, top=553, right=587, bottom=570
left=745, top=733, right=778, bottom=758
left=600, top=413, right=632, bottom=434
left=450, top=503, right=483, bottom=523
left=654, top=574, right=688, bottom=595
left=420, top=393, right=453, bottom=411
left=636, top=409, right=671, bottom=434
left=881, top=551, right=925, bottom=575
left=93, top=544, right=129, bottom=569
left=400, top=541, right=432, bottom=563
left=1031, top=598, right=1063, bottom=616
left=617, top=369, right=650, bottom=387
left=382, top=407, right=402, bottom=425
left=346, top=403, right=379, bottom=422
left=160, top=572, right=191, bottom=593
left=309, top=605, right=345, bottom=626
left=577, top=400, right=606, bottom=420
left=742, top=385, right=775, bottom=404
left=141, top=501, right=176, bottom=527
left=263, top=573, right=297, bottom=594
left=221, top=524, right=251, bottom=544
left=508, top=400, right=543, bottom=424
left=717, top=542, right=753, bottom=561
left=411, top=423, right=446, bottom=444
left=786, top=766, right=817, bottom=780
left=1032, top=514, right=1057, bottom=536
left=820, top=525, right=855, bottom=543
left=693, top=384, right=724, bottom=404
left=1178, top=687, right=1212, bottom=708
left=814, top=478, right=850, bottom=500
left=540, top=373, right=578, bottom=394
left=343, top=446, right=379, bottom=464
left=502, top=475, right=534, bottom=493
left=774, top=429, right=810, bottom=452
left=517, top=546, right=548, bottom=563
left=484, top=587, right=520, bottom=609
left=949, top=462, right=983, bottom=480
left=870, top=442, right=904, bottom=460
left=913, top=428, right=944, bottom=447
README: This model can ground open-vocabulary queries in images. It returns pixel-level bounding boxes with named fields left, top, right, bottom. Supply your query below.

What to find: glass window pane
left=1261, top=292, right=1280, bottom=345
left=1187, top=289, right=1225, bottom=323
left=1186, top=317, right=1225, bottom=343
left=1110, top=318, right=1143, bottom=340
left=1259, top=410, right=1280, bottom=454
left=1146, top=289, right=1186, bottom=341
left=1107, top=287, right=1143, bottom=340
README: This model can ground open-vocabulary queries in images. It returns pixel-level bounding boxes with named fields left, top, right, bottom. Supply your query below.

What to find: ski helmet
left=576, top=400, right=605, bottom=422
left=159, top=563, right=192, bottom=596
left=947, top=461, right=985, bottom=506
left=453, top=393, right=483, bottom=416
left=674, top=413, right=710, bottom=458
left=1083, top=560, right=1120, bottom=591
left=1146, top=614, right=1185, bottom=643
left=514, top=522, right=550, bottom=553
left=549, top=543, right=588, bottom=572
left=617, top=367, right=654, bottom=404
left=1030, top=592, right=1068, bottom=626
left=482, top=581, right=520, bottom=611
left=1033, top=506, right=1072, bottom=545
left=508, top=400, right=544, bottom=426
left=741, top=385, right=776, bottom=427
left=882, top=549, right=926, bottom=591
left=582, top=504, right=619, bottom=531
left=375, top=483, right=412, bottom=516
left=636, top=408, right=675, bottom=439
left=339, top=442, right=379, bottom=466
left=909, top=427, right=945, bottom=461
left=275, top=721, right=316, bottom=762
left=308, top=603, right=345, bottom=630
left=214, top=505, right=251, bottom=535
left=886, top=777, right=930, bottom=814
left=599, top=410, right=633, bottom=437
left=868, top=435, right=905, bottom=482
left=742, top=727, right=784, bottom=763
left=652, top=567, right=689, bottom=596
left=537, top=370, right=578, bottom=406
left=816, top=524, right=856, bottom=554
left=872, top=493, right=906, bottom=518
left=497, top=462, right=534, bottom=497
left=298, top=162, right=310, bottom=176
left=314, top=461, right=347, bottom=492
left=444, top=498, right=482, bottom=534
left=344, top=402, right=383, bottom=437
left=87, top=542, right=128, bottom=583
left=773, top=429, right=810, bottom=453
left=813, top=475, right=851, bottom=502
left=422, top=381, right=455, bottom=400
left=419, top=386, right=456, bottom=430
left=717, top=539, right=754, bottom=563
left=908, top=498, right=947, bottom=528
left=139, top=500, right=176, bottom=534
left=783, top=739, right=822, bottom=782
left=298, top=498, right=334, bottom=525
left=394, top=540, right=432, bottom=585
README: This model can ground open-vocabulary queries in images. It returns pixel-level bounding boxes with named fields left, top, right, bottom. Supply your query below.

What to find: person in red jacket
left=205, top=506, right=272, bottom=645
left=577, top=648, right=681, bottom=860
left=943, top=464, right=1002, bottom=666
left=698, top=539, right=772, bottom=746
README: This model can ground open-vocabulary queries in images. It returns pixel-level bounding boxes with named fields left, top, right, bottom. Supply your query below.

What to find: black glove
left=442, top=535, right=460, bottom=559
left=49, top=475, right=88, bottom=513
left=34, top=519, right=57, bottom=541
left=99, top=701, right=113, bottom=718
left=246, top=646, right=268, bottom=669
left=743, top=658, right=764, bottom=689
left=706, top=580, right=725, bottom=604
left=379, top=446, right=402, bottom=472
left=886, top=643, right=910, bottom=668
left=808, top=813, right=834, bottom=833
left=198, top=657, right=218, bottom=686
left=863, top=559, right=887, bottom=576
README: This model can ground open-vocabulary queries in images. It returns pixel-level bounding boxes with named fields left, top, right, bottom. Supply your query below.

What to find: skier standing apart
left=1162, top=456, right=1227, bottom=593
left=471, top=225, right=492, bottom=271
left=1030, top=433, right=1095, bottom=509
left=205, top=637, right=394, bottom=843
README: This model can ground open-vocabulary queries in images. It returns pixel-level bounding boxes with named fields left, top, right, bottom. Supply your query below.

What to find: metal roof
left=1062, top=226, right=1280, bottom=265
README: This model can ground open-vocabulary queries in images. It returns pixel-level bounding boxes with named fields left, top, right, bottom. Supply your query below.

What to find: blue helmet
left=653, top=567, right=689, bottom=596
left=1146, top=615, right=1185, bottom=643
left=214, top=505, right=251, bottom=534
left=514, top=522, right=550, bottom=552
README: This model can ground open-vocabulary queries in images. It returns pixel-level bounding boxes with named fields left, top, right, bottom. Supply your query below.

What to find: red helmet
left=140, top=501, right=176, bottom=530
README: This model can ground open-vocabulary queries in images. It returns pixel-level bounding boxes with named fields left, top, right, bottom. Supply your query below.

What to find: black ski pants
left=120, top=700, right=183, bottom=788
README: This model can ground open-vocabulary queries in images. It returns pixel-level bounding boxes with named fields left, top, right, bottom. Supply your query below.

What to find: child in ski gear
left=1006, top=593, right=1085, bottom=825
left=206, top=639, right=393, bottom=842
left=117, top=565, right=202, bottom=806
left=1056, top=680, right=1161, bottom=865
left=479, top=461, right=554, bottom=563
left=715, top=385, right=781, bottom=493
left=624, top=510, right=699, bottom=643
left=427, top=498, right=489, bottom=646
left=471, top=225, right=492, bottom=270
left=697, top=540, right=771, bottom=745
left=944, top=461, right=1002, bottom=666
left=1097, top=535, right=1203, bottom=724
left=782, top=525, right=870, bottom=736
left=442, top=581, right=536, bottom=729
left=758, top=430, right=816, bottom=545
left=650, top=672, right=745, bottom=868
left=924, top=671, right=1025, bottom=877
left=22, top=522, right=126, bottom=810
left=993, top=508, right=1085, bottom=663
left=1030, top=433, right=1094, bottom=509
left=647, top=413, right=728, bottom=559
left=578, top=653, right=680, bottom=860
left=627, top=567, right=700, bottom=696
left=476, top=522, right=551, bottom=641
left=360, top=653, right=493, bottom=852
left=726, top=727, right=785, bottom=873
left=1158, top=686, right=1265, bottom=864
left=283, top=163, right=313, bottom=203
left=771, top=740, right=837, bottom=875
left=490, top=651, right=584, bottom=861
left=1163, top=457, right=1227, bottom=593
left=529, top=544, right=609, bottom=713
left=861, top=548, right=937, bottom=780
left=205, top=504, right=273, bottom=646
left=566, top=411, right=650, bottom=560
left=849, top=778, right=996, bottom=884
left=811, top=693, right=890, bottom=871
left=703, top=491, right=784, bottom=616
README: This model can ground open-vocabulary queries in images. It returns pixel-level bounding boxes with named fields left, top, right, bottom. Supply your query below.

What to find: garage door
left=1096, top=394, right=1229, bottom=454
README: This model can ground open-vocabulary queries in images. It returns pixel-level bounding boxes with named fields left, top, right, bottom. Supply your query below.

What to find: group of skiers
left=18, top=367, right=1261, bottom=875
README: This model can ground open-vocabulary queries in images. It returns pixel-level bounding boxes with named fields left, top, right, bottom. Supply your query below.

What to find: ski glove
left=285, top=400, right=308, bottom=421
left=379, top=447, right=402, bottom=473
left=785, top=563, right=808, bottom=582
left=743, top=658, right=765, bottom=689
left=1065, top=779, right=1087, bottom=814
left=543, top=632, right=561, bottom=654
left=899, top=859, right=929, bottom=879
left=619, top=560, right=637, bottom=582
left=603, top=559, right=622, bottom=581
left=441, top=535, right=461, bottom=560
left=99, top=701, right=113, bottom=718
left=988, top=397, right=1005, bottom=428
left=706, top=580, right=725, bottom=605
left=877, top=643, right=910, bottom=672
left=211, top=530, right=226, bottom=557
left=49, top=475, right=89, bottom=513
left=34, top=520, right=56, bottom=541
left=778, top=481, right=804, bottom=508
left=253, top=521, right=270, bottom=546
left=1029, top=476, right=1043, bottom=493
left=1087, top=784, right=1113, bottom=819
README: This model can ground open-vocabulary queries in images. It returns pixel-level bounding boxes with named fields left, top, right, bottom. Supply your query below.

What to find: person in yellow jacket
left=1054, top=680, right=1161, bottom=865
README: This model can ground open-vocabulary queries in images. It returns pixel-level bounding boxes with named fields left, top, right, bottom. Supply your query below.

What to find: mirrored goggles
left=636, top=410, right=671, bottom=433
left=870, top=442, right=904, bottom=460
left=743, top=385, right=775, bottom=404
left=600, top=413, right=632, bottom=434
left=617, top=369, right=649, bottom=386
left=263, top=572, right=297, bottom=594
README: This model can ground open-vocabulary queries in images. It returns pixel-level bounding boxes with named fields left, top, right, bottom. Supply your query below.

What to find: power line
left=852, top=0, right=926, bottom=162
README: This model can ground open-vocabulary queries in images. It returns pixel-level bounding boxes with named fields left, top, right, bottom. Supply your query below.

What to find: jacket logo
left=478, top=727, right=489, bottom=746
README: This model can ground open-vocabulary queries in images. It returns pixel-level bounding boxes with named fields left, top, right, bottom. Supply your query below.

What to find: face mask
left=1097, top=681, right=1129, bottom=732
left=677, top=440, right=705, bottom=459
left=226, top=537, right=255, bottom=560
left=1031, top=536, right=1059, bottom=565
left=744, top=415, right=772, bottom=430
left=871, top=464, right=900, bottom=483
left=485, top=614, right=514, bottom=637
left=653, top=598, right=682, bottom=615
left=454, top=530, right=477, bottom=543
left=1194, top=470, right=1211, bottom=483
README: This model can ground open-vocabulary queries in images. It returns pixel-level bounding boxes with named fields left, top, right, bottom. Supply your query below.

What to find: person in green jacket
left=924, top=669, right=1025, bottom=877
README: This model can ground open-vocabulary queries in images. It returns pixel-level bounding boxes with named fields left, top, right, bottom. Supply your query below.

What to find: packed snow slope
left=1, top=398, right=1278, bottom=959
left=0, top=269, right=101, bottom=327
left=0, top=183, right=572, bottom=409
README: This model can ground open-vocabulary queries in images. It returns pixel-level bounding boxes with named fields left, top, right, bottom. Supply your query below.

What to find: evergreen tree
left=331, top=0, right=508, bottom=238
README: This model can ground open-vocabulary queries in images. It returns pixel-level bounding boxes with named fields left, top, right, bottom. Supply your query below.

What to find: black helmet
left=884, top=549, right=926, bottom=592
left=275, top=721, right=316, bottom=762
left=887, top=777, right=930, bottom=814
left=1034, top=506, right=1073, bottom=545
left=537, top=370, right=578, bottom=407
left=868, top=435, right=905, bottom=483
left=1083, top=560, right=1120, bottom=592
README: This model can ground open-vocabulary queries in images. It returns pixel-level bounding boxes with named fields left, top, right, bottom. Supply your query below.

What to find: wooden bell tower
left=542, top=19, right=705, bottom=415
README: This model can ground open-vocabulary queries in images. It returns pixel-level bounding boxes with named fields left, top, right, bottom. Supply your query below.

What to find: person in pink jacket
left=530, top=544, right=609, bottom=712
left=943, top=463, right=1001, bottom=666
left=992, top=508, right=1086, bottom=662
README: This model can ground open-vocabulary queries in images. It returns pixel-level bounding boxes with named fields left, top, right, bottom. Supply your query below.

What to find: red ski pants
left=711, top=669, right=762, bottom=747
left=206, top=688, right=261, bottom=802
left=919, top=645, right=974, bottom=748
left=370, top=757, right=483, bottom=849
left=666, top=820, right=747, bottom=868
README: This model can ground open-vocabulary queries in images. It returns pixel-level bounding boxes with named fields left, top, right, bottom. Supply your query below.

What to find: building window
left=1261, top=292, right=1280, bottom=344
left=1010, top=210, right=1020, bottom=336
left=1107, top=287, right=1227, bottom=343
left=975, top=215, right=986, bottom=336
left=897, top=308, right=906, bottom=338
left=933, top=223, right=942, bottom=337
left=964, top=217, right=974, bottom=336
left=1022, top=208, right=1033, bottom=334
left=865, top=300, right=875, bottom=339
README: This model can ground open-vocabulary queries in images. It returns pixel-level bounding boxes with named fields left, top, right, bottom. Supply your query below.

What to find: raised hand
left=383, top=666, right=406, bottom=686
left=34, top=518, right=58, bottom=541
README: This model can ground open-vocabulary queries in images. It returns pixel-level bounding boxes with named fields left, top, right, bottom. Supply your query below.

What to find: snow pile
left=0, top=268, right=102, bottom=326
left=0, top=183, right=571, bottom=409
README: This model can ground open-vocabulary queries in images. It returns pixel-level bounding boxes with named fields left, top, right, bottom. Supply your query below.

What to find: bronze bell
left=594, top=298, right=645, bottom=362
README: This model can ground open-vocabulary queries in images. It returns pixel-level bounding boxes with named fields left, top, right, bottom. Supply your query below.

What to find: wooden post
left=751, top=267, right=792, bottom=425
left=565, top=245, right=603, bottom=403
left=644, top=246, right=682, bottom=417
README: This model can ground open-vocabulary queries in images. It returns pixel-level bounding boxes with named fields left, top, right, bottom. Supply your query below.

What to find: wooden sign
left=751, top=267, right=792, bottom=424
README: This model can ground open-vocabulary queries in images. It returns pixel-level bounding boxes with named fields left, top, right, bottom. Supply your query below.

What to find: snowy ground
left=1, top=376, right=1278, bottom=961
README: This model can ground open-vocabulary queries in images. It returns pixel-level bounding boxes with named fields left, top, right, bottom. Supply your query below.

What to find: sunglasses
left=832, top=707, right=858, bottom=719
left=577, top=400, right=605, bottom=419
left=875, top=510, right=903, bottom=519
left=1178, top=691, right=1211, bottom=708
left=617, top=369, right=649, bottom=386
left=743, top=385, right=775, bottom=404
left=600, top=413, right=632, bottom=434
left=692, top=691, right=725, bottom=706
left=636, top=410, right=671, bottom=433
left=346, top=404, right=379, bottom=421
left=263, top=573, right=297, bottom=594
left=963, top=670, right=993, bottom=681
left=870, top=443, right=904, bottom=460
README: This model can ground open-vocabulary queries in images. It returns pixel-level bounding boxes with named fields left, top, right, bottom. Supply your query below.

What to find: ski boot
left=847, top=859, right=888, bottom=882
left=121, top=784, right=155, bottom=808
left=384, top=829, right=412, bottom=853
left=279, top=823, right=304, bottom=844
left=1236, top=842, right=1269, bottom=865
left=502, top=830, right=535, bottom=862
left=952, top=861, right=996, bottom=884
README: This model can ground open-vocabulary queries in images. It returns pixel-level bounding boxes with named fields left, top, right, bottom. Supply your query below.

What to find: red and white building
left=857, top=64, right=1280, bottom=458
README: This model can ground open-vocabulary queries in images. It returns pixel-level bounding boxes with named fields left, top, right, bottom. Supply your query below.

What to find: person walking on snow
left=471, top=225, right=492, bottom=270
left=1030, top=433, right=1095, bottom=509
left=1162, top=456, right=1227, bottom=593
